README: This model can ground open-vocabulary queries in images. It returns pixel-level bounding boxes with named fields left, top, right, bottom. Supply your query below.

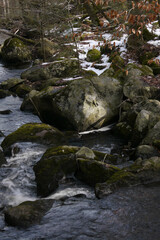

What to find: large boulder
left=123, top=64, right=157, bottom=102
left=1, top=123, right=65, bottom=154
left=30, top=76, right=123, bottom=131
left=21, top=59, right=80, bottom=81
left=5, top=199, right=54, bottom=228
left=1, top=37, right=31, bottom=64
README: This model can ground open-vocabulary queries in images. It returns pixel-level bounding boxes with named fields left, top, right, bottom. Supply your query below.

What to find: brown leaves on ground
left=141, top=75, right=160, bottom=89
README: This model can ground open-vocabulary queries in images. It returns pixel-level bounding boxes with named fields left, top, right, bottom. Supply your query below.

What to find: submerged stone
left=5, top=199, right=54, bottom=228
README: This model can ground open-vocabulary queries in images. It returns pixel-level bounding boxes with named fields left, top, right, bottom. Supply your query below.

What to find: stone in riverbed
left=1, top=123, right=65, bottom=155
left=29, top=75, right=123, bottom=131
left=5, top=199, right=54, bottom=228
left=1, top=37, right=31, bottom=64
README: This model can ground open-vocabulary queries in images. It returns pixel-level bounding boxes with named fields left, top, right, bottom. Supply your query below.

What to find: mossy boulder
left=20, top=90, right=39, bottom=113
left=95, top=170, right=136, bottom=198
left=148, top=61, right=160, bottom=75
left=30, top=76, right=123, bottom=131
left=21, top=59, right=80, bottom=81
left=110, top=54, right=125, bottom=72
left=87, top=49, right=101, bottom=62
left=0, top=78, right=25, bottom=91
left=123, top=64, right=157, bottom=102
left=35, top=38, right=58, bottom=60
left=0, top=89, right=12, bottom=99
left=143, top=28, right=157, bottom=41
left=1, top=123, right=65, bottom=154
left=33, top=145, right=79, bottom=197
left=139, top=51, right=156, bottom=65
left=135, top=145, right=160, bottom=160
left=1, top=37, right=31, bottom=64
left=76, top=158, right=120, bottom=186
left=5, top=199, right=54, bottom=228
left=15, top=84, right=32, bottom=98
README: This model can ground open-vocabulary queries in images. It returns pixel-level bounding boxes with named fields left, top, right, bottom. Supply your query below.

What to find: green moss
left=87, top=49, right=101, bottom=62
left=143, top=28, right=156, bottom=41
left=34, top=145, right=78, bottom=196
left=1, top=123, right=64, bottom=152
left=76, top=158, right=120, bottom=186
left=106, top=170, right=135, bottom=185
left=139, top=51, right=156, bottom=65
left=148, top=61, right=160, bottom=75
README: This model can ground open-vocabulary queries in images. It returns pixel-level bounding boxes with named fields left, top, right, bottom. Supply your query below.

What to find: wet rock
left=0, top=110, right=12, bottom=115
left=0, top=89, right=12, bottom=99
left=75, top=158, right=120, bottom=186
left=76, top=146, right=96, bottom=159
left=1, top=123, right=65, bottom=154
left=95, top=170, right=136, bottom=198
left=21, top=59, right=80, bottom=81
left=30, top=76, right=122, bottom=131
left=15, top=84, right=32, bottom=98
left=135, top=145, right=160, bottom=159
left=34, top=145, right=79, bottom=197
left=0, top=78, right=24, bottom=91
left=1, top=37, right=31, bottom=64
left=20, top=90, right=39, bottom=113
left=95, top=156, right=160, bottom=198
left=5, top=199, right=54, bottom=228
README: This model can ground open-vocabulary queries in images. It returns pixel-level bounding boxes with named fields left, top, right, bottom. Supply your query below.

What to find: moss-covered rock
left=1, top=123, right=65, bottom=154
left=5, top=199, right=54, bottom=228
left=135, top=145, right=160, bottom=159
left=86, top=49, right=101, bottom=62
left=148, top=61, right=160, bottom=75
left=35, top=38, right=58, bottom=60
left=33, top=145, right=79, bottom=197
left=76, top=158, right=120, bottom=186
left=110, top=54, right=125, bottom=72
left=20, top=90, right=39, bottom=113
left=123, top=64, right=157, bottom=102
left=143, top=28, right=157, bottom=41
left=95, top=156, right=160, bottom=198
left=21, top=59, right=80, bottom=81
left=26, top=75, right=123, bottom=131
left=95, top=170, right=136, bottom=198
left=15, top=84, right=32, bottom=98
left=139, top=51, right=156, bottom=65
left=1, top=37, right=31, bottom=64
left=0, top=89, right=12, bottom=99
left=0, top=78, right=25, bottom=91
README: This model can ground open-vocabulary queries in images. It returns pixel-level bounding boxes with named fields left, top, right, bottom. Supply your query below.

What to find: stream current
left=0, top=58, right=160, bottom=240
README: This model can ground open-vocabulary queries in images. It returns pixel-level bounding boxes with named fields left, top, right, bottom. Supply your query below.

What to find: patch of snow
left=79, top=124, right=115, bottom=135
left=148, top=40, right=160, bottom=47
